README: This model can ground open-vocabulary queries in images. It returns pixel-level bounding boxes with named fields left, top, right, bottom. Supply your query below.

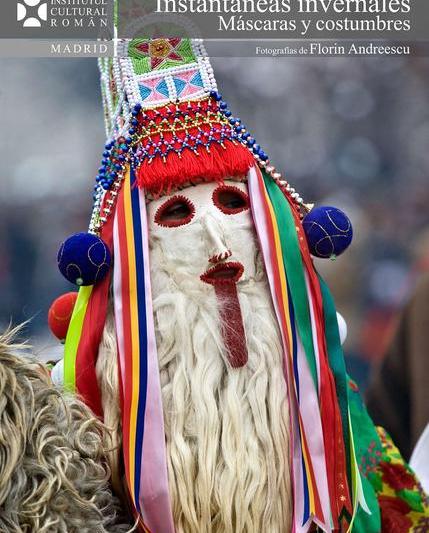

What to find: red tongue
left=212, top=281, right=248, bottom=368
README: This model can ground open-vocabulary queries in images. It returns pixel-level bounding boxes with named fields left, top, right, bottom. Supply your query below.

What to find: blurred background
left=1, top=55, right=429, bottom=387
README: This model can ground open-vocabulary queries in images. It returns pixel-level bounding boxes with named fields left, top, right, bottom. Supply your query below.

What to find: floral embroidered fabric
left=374, top=427, right=429, bottom=532
left=348, top=377, right=429, bottom=532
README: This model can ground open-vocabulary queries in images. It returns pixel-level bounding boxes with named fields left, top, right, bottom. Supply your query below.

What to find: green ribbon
left=263, top=172, right=318, bottom=390
left=348, top=382, right=382, bottom=532
left=63, top=285, right=93, bottom=390
left=319, top=273, right=381, bottom=532
left=318, top=276, right=351, bottom=480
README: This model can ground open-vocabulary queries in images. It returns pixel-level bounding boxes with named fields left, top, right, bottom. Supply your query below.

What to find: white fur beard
left=151, top=252, right=292, bottom=533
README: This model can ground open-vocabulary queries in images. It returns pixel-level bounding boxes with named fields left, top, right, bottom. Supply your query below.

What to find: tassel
left=136, top=140, right=254, bottom=196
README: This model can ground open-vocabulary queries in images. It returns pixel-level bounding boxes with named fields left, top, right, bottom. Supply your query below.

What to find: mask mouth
left=200, top=261, right=244, bottom=285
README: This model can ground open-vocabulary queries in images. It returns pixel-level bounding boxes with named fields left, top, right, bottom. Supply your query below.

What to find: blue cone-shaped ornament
left=302, top=205, right=353, bottom=259
left=57, top=232, right=111, bottom=286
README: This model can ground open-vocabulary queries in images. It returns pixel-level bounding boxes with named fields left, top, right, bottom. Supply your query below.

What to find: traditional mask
left=148, top=179, right=262, bottom=368
left=147, top=179, right=292, bottom=532
left=56, top=37, right=367, bottom=533
left=148, top=180, right=256, bottom=284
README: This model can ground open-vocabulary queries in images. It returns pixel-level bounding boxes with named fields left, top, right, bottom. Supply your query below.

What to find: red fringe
left=136, top=140, right=254, bottom=196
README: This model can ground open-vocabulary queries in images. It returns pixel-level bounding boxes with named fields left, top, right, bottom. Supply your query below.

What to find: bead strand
left=88, top=171, right=125, bottom=235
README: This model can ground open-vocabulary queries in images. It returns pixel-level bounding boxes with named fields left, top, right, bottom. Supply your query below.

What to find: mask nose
left=201, top=214, right=232, bottom=264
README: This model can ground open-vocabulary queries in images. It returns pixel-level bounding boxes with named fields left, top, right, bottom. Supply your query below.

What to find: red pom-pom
left=48, top=292, right=78, bottom=341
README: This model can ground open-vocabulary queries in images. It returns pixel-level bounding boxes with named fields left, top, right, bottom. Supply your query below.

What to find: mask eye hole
left=213, top=185, right=250, bottom=215
left=154, top=195, right=195, bottom=228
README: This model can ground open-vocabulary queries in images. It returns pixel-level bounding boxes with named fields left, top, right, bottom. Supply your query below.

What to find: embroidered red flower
left=379, top=495, right=412, bottom=533
left=380, top=461, right=416, bottom=491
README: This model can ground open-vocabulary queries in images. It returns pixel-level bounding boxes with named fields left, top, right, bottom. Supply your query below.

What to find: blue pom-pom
left=302, top=206, right=353, bottom=259
left=57, top=232, right=111, bottom=286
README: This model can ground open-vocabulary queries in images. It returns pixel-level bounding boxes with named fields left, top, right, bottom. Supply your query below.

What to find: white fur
left=147, top=181, right=292, bottom=532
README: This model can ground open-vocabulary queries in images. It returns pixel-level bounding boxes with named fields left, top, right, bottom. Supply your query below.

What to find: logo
left=17, top=0, right=48, bottom=27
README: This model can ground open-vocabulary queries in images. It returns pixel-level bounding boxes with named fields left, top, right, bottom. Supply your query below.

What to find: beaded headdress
left=95, top=39, right=255, bottom=201
left=55, top=37, right=373, bottom=533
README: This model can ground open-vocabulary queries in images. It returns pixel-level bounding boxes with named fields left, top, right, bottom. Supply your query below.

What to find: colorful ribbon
left=248, top=165, right=326, bottom=531
left=64, top=159, right=372, bottom=532
left=248, top=164, right=368, bottom=532
left=113, top=166, right=174, bottom=533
